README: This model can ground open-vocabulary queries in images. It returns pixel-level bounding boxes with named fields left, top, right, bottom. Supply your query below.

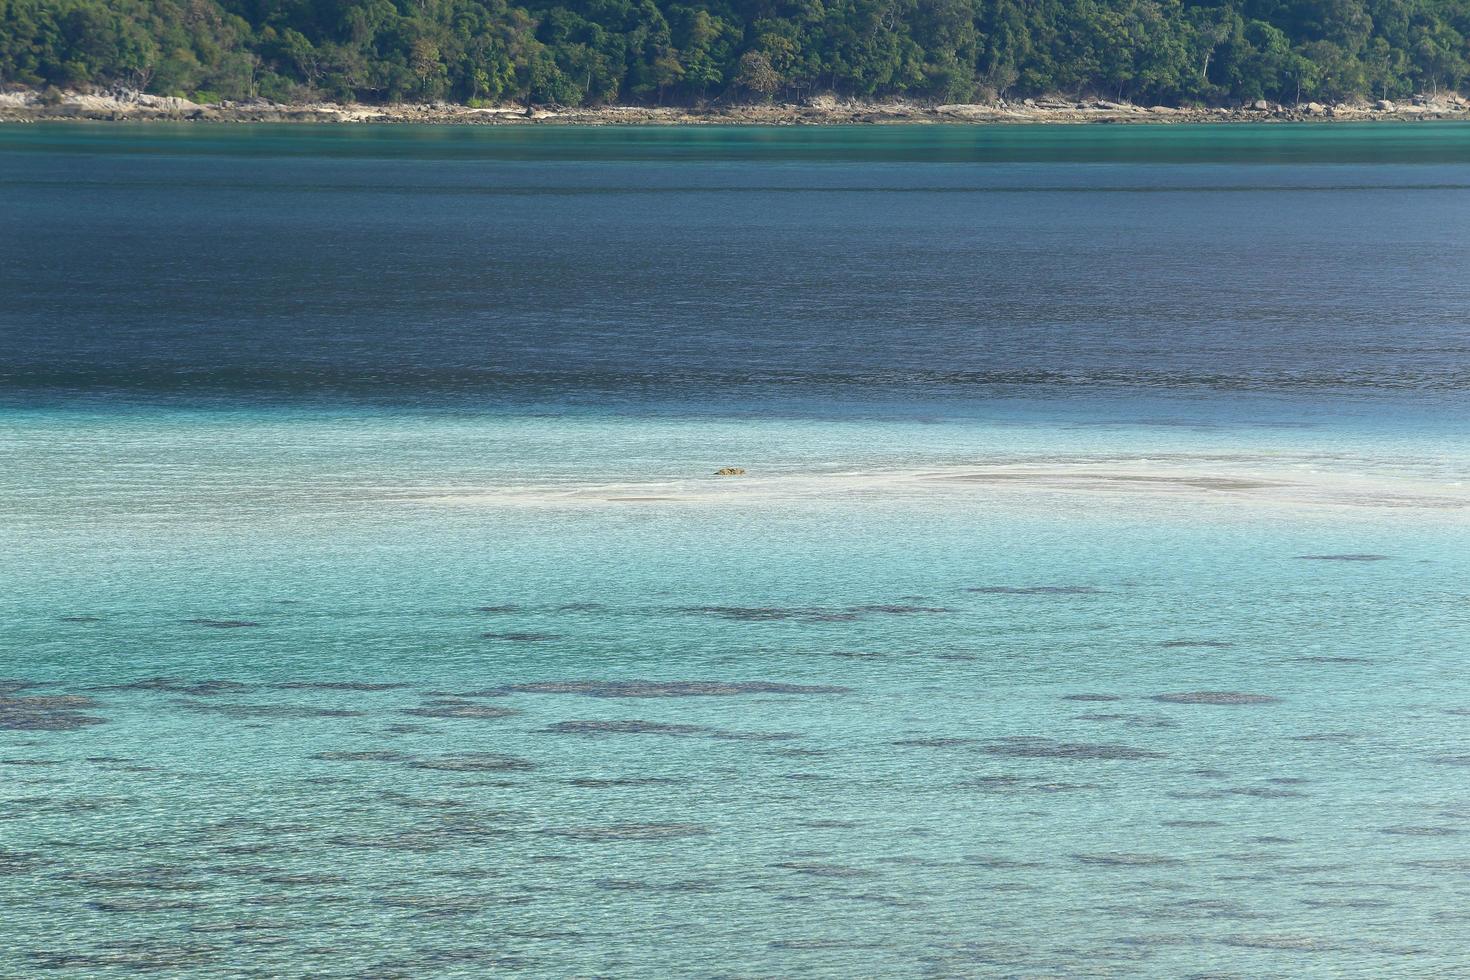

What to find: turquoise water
left=3, top=124, right=1470, bottom=976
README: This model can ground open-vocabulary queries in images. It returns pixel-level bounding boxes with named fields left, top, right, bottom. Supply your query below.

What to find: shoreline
left=3, top=89, right=1469, bottom=126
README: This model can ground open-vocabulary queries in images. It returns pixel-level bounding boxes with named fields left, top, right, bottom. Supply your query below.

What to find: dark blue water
left=4, top=125, right=1470, bottom=423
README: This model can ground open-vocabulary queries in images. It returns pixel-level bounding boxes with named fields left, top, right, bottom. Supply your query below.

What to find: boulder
left=1305, top=102, right=1325, bottom=114
left=935, top=104, right=994, bottom=119
left=714, top=467, right=746, bottom=477
left=1251, top=99, right=1269, bottom=111
left=1375, top=99, right=1395, bottom=111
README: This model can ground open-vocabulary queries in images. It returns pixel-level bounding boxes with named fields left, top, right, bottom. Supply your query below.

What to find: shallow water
left=2, top=123, right=1470, bottom=977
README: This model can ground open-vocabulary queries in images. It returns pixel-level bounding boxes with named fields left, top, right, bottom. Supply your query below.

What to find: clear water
left=2, top=124, right=1470, bottom=977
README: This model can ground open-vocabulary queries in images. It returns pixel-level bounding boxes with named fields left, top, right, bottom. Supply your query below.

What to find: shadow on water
left=6, top=123, right=1470, bottom=164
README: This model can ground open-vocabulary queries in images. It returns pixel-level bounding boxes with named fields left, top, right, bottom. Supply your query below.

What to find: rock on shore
left=2, top=88, right=1467, bottom=125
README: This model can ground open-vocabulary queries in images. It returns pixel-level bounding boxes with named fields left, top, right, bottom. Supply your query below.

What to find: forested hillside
left=1, top=0, right=1466, bottom=107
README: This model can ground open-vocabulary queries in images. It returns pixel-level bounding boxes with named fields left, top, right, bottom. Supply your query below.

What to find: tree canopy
left=2, top=0, right=1466, bottom=106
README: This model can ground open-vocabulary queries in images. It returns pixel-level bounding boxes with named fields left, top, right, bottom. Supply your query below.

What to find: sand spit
left=2, top=88, right=1468, bottom=125
left=416, top=457, right=1470, bottom=516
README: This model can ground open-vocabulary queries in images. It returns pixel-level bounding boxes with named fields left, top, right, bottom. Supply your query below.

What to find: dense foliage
left=2, top=0, right=1467, bottom=106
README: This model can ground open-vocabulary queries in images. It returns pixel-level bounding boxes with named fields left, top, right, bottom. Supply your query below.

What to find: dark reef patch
left=1074, top=713, right=1180, bottom=729
left=1074, top=853, right=1183, bottom=867
left=94, top=677, right=254, bottom=697
left=378, top=791, right=472, bottom=810
left=273, top=681, right=410, bottom=692
left=961, top=775, right=1100, bottom=794
left=14, top=794, right=134, bottom=815
left=376, top=894, right=516, bottom=915
left=1227, top=785, right=1307, bottom=799
left=311, top=750, right=414, bottom=763
left=1219, top=934, right=1334, bottom=950
left=849, top=604, right=954, bottom=615
left=502, top=679, right=849, bottom=698
left=0, top=694, right=107, bottom=731
left=544, top=720, right=707, bottom=736
left=176, top=701, right=361, bottom=719
left=402, top=700, right=520, bottom=720
left=408, top=754, right=536, bottom=773
left=326, top=832, right=446, bottom=853
left=980, top=737, right=1166, bottom=761
left=0, top=849, right=41, bottom=875
left=27, top=940, right=226, bottom=971
left=1400, top=858, right=1470, bottom=871
left=1152, top=692, right=1281, bottom=705
left=960, top=856, right=1045, bottom=869
left=85, top=898, right=208, bottom=913
left=684, top=603, right=950, bottom=623
left=710, top=730, right=801, bottom=741
left=1062, top=694, right=1121, bottom=702
left=262, top=873, right=351, bottom=886
left=768, top=939, right=883, bottom=950
left=685, top=606, right=858, bottom=623
left=1300, top=897, right=1392, bottom=909
left=773, top=861, right=878, bottom=878
left=593, top=877, right=722, bottom=893
left=57, top=867, right=208, bottom=892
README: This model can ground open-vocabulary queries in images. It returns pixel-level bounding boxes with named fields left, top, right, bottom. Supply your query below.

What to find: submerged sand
left=416, top=455, right=1470, bottom=517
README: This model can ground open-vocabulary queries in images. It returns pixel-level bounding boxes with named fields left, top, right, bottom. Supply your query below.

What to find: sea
left=2, top=122, right=1469, bottom=977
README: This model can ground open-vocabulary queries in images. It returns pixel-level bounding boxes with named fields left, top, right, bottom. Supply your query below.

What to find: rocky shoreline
left=3, top=88, right=1468, bottom=125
